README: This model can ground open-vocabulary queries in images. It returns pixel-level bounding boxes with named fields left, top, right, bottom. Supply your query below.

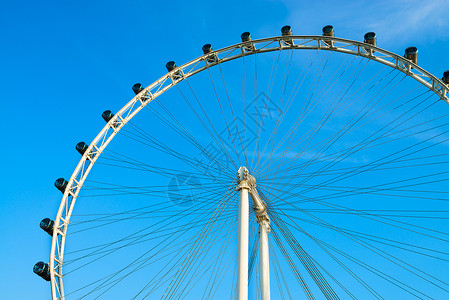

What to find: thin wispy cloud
left=279, top=0, right=449, bottom=46
left=362, top=0, right=449, bottom=44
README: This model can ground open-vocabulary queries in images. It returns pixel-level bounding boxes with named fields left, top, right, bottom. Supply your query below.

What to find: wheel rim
left=49, top=34, right=449, bottom=299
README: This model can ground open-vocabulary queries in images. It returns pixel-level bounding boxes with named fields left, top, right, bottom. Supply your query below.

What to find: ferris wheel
left=34, top=25, right=449, bottom=299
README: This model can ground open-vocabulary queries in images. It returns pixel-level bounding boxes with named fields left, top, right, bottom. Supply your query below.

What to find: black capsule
left=54, top=178, right=68, bottom=193
left=166, top=61, right=177, bottom=72
left=322, top=25, right=334, bottom=36
left=166, top=61, right=182, bottom=79
left=321, top=25, right=334, bottom=47
left=202, top=44, right=213, bottom=54
left=202, top=44, right=218, bottom=63
left=281, top=25, right=292, bottom=36
left=241, top=32, right=252, bottom=42
left=102, top=110, right=114, bottom=122
left=132, top=83, right=144, bottom=95
left=405, top=46, right=418, bottom=64
left=40, top=218, right=54, bottom=236
left=443, top=70, right=449, bottom=84
left=405, top=46, right=418, bottom=55
left=33, top=261, right=51, bottom=281
left=241, top=32, right=255, bottom=51
left=364, top=32, right=376, bottom=46
left=76, top=141, right=88, bottom=155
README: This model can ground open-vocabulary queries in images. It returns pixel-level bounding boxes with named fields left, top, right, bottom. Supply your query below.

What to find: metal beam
left=260, top=222, right=271, bottom=300
left=237, top=168, right=250, bottom=300
left=237, top=166, right=271, bottom=300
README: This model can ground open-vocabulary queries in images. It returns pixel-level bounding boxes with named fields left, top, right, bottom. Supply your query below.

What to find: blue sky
left=1, top=0, right=449, bottom=299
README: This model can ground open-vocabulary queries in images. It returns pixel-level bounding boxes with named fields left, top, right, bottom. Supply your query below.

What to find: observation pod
left=102, top=110, right=114, bottom=122
left=202, top=44, right=218, bottom=63
left=363, top=32, right=377, bottom=54
left=132, top=83, right=150, bottom=102
left=75, top=141, right=88, bottom=155
left=33, top=261, right=51, bottom=281
left=241, top=32, right=255, bottom=51
left=166, top=61, right=182, bottom=79
left=54, top=178, right=68, bottom=193
left=443, top=70, right=449, bottom=85
left=364, top=32, right=377, bottom=47
left=322, top=25, right=334, bottom=46
left=405, top=46, right=418, bottom=64
left=202, top=43, right=212, bottom=54
left=241, top=31, right=252, bottom=42
left=322, top=25, right=334, bottom=37
left=132, top=83, right=144, bottom=95
left=40, top=218, right=54, bottom=236
left=281, top=25, right=292, bottom=36
left=281, top=25, right=293, bottom=46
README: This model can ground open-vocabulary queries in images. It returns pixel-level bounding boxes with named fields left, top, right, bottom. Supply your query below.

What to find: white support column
left=237, top=185, right=249, bottom=300
left=237, top=166, right=270, bottom=300
left=259, top=222, right=270, bottom=300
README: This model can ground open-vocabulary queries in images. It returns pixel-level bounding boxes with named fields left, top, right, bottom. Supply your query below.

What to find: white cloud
left=279, top=0, right=449, bottom=46
left=362, top=0, right=449, bottom=44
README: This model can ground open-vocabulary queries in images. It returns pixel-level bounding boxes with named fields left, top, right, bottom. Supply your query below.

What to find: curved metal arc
left=49, top=34, right=448, bottom=299
left=142, top=35, right=448, bottom=102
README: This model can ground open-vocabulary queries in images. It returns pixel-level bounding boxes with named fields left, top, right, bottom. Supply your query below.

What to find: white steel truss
left=48, top=35, right=449, bottom=299
left=237, top=166, right=271, bottom=300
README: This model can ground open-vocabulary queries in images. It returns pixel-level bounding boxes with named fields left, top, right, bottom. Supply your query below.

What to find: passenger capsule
left=166, top=61, right=177, bottom=72
left=102, top=110, right=114, bottom=122
left=132, top=83, right=144, bottom=95
left=166, top=61, right=182, bottom=79
left=33, top=261, right=51, bottom=281
left=281, top=25, right=292, bottom=36
left=322, top=25, right=334, bottom=37
left=405, top=46, right=418, bottom=64
left=241, top=32, right=252, bottom=42
left=442, top=70, right=449, bottom=85
left=322, top=25, right=334, bottom=46
left=281, top=25, right=293, bottom=46
left=40, top=218, right=54, bottom=236
left=241, top=32, right=255, bottom=51
left=364, top=32, right=377, bottom=47
left=202, top=44, right=212, bottom=54
left=75, top=141, right=88, bottom=155
left=132, top=83, right=150, bottom=101
left=54, top=178, right=68, bottom=193
left=202, top=44, right=217, bottom=63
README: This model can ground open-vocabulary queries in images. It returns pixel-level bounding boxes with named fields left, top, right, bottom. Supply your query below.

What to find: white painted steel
left=238, top=166, right=271, bottom=299
left=48, top=34, right=449, bottom=299
left=259, top=222, right=271, bottom=300
left=237, top=184, right=249, bottom=300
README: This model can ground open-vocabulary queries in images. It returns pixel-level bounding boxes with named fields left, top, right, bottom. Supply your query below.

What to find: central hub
left=236, top=166, right=270, bottom=229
